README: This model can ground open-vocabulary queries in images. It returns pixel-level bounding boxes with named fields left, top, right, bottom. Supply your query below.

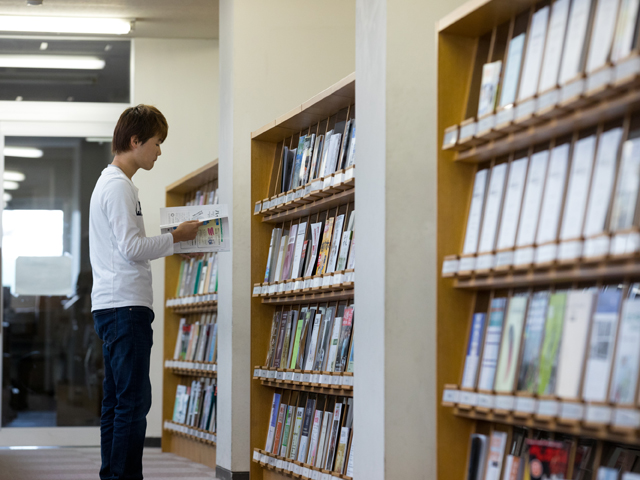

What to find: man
left=89, top=104, right=201, bottom=480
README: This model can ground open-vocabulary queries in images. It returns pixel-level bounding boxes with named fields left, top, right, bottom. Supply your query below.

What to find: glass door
left=0, top=136, right=112, bottom=437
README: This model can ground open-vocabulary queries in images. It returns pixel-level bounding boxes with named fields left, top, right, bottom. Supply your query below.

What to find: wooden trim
left=438, top=0, right=536, bottom=36
left=258, top=379, right=353, bottom=397
left=166, top=159, right=219, bottom=194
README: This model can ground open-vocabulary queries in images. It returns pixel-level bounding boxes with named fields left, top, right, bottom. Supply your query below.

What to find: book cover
left=333, top=400, right=353, bottom=473
left=280, top=402, right=296, bottom=458
left=336, top=230, right=353, bottom=272
left=288, top=393, right=307, bottom=460
left=265, top=228, right=283, bottom=283
left=463, top=169, right=489, bottom=255
left=583, top=289, right=623, bottom=402
left=294, top=309, right=313, bottom=369
left=559, top=0, right=594, bottom=85
left=525, top=439, right=569, bottom=480
left=484, top=431, right=508, bottom=480
left=610, top=137, right=640, bottom=231
left=299, top=309, right=318, bottom=369
left=517, top=291, right=550, bottom=393
left=537, top=292, right=568, bottom=396
left=325, top=399, right=344, bottom=471
left=538, top=0, right=570, bottom=92
left=462, top=313, right=487, bottom=389
left=289, top=313, right=306, bottom=369
left=337, top=120, right=352, bottom=171
left=326, top=309, right=344, bottom=372
left=518, top=5, right=549, bottom=101
left=334, top=307, right=354, bottom=373
left=345, top=120, right=356, bottom=168
left=612, top=0, right=640, bottom=62
left=304, top=311, right=324, bottom=371
left=499, top=33, right=525, bottom=107
left=597, top=468, right=620, bottom=480
left=173, top=318, right=186, bottom=360
left=315, top=408, right=333, bottom=468
left=291, top=135, right=306, bottom=190
left=208, top=322, right=218, bottom=363
left=197, top=257, right=208, bottom=295
left=556, top=290, right=597, bottom=399
left=265, top=392, right=281, bottom=452
left=465, top=434, right=488, bottom=480
left=316, top=217, right=335, bottom=275
left=175, top=260, right=185, bottom=297
left=326, top=214, right=345, bottom=274
left=478, top=163, right=508, bottom=254
left=494, top=296, right=529, bottom=393
left=314, top=306, right=336, bottom=371
left=347, top=331, right=355, bottom=373
left=306, top=404, right=324, bottom=465
left=318, top=130, right=334, bottom=177
left=281, top=224, right=298, bottom=281
left=304, top=222, right=323, bottom=277
left=273, top=311, right=289, bottom=368
left=497, top=157, right=529, bottom=251
left=173, top=385, right=187, bottom=423
left=477, top=297, right=508, bottom=391
left=273, top=233, right=289, bottom=283
left=281, top=310, right=297, bottom=369
left=281, top=146, right=290, bottom=193
left=586, top=0, right=620, bottom=73
left=478, top=61, right=502, bottom=117
left=202, top=254, right=212, bottom=294
left=324, top=133, right=343, bottom=177
left=536, top=143, right=571, bottom=245
left=309, top=135, right=324, bottom=181
left=300, top=134, right=315, bottom=186
left=290, top=221, right=308, bottom=280
left=297, top=396, right=317, bottom=462
left=501, top=456, right=522, bottom=480
left=272, top=398, right=288, bottom=454
left=609, top=298, right=640, bottom=404
left=346, top=235, right=355, bottom=270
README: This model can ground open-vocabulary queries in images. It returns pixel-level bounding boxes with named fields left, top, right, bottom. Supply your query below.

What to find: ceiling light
left=3, top=193, right=11, bottom=202
left=27, top=0, right=44, bottom=5
left=4, top=147, right=43, bottom=158
left=4, top=181, right=19, bottom=190
left=0, top=55, right=105, bottom=70
left=4, top=171, right=25, bottom=182
left=86, top=137, right=112, bottom=143
left=39, top=42, right=48, bottom=50
left=0, top=16, right=131, bottom=35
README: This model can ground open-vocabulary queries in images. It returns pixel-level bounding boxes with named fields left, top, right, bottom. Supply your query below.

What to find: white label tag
left=311, top=471, right=321, bottom=480
left=442, top=258, right=460, bottom=275
left=627, top=232, right=640, bottom=253
left=535, top=243, right=557, bottom=264
left=561, top=78, right=585, bottom=103
left=294, top=373, right=302, bottom=382
left=558, top=240, right=583, bottom=260
left=514, top=247, right=535, bottom=265
left=443, top=127, right=459, bottom=148
left=515, top=397, right=537, bottom=414
left=459, top=121, right=477, bottom=141
left=269, top=457, right=277, bottom=467
left=496, top=107, right=514, bottom=127
left=495, top=395, right=515, bottom=411
left=495, top=250, right=514, bottom=267
left=311, top=373, right=320, bottom=384
left=333, top=173, right=344, bottom=185
left=312, top=277, right=323, bottom=288
left=477, top=393, right=494, bottom=409
left=277, top=283, right=286, bottom=293
left=294, top=280, right=304, bottom=290
left=286, top=192, right=294, bottom=203
left=585, top=404, right=612, bottom=424
left=322, top=275, right=333, bottom=287
left=344, top=168, right=355, bottom=182
left=303, top=279, right=312, bottom=289
left=343, top=376, right=354, bottom=387
left=323, top=177, right=332, bottom=189
left=458, top=256, right=476, bottom=272
left=584, top=236, right=610, bottom=258
left=536, top=399, right=559, bottom=417
left=296, top=189, right=304, bottom=199
left=475, top=253, right=495, bottom=270
left=615, top=56, right=640, bottom=83
left=304, top=184, right=312, bottom=196
left=536, top=89, right=559, bottom=112
left=613, top=408, right=640, bottom=428
left=477, top=114, right=496, bottom=135
left=302, top=467, right=311, bottom=478
left=294, top=464, right=302, bottom=475
left=312, top=179, right=324, bottom=191
left=303, top=373, right=311, bottom=383
left=320, top=374, right=331, bottom=384
left=270, top=284, right=278, bottom=295
left=515, top=98, right=536, bottom=120
left=611, top=233, right=628, bottom=255
left=587, top=67, right=612, bottom=92
left=269, top=370, right=277, bottom=379
left=276, top=459, right=284, bottom=469
left=332, top=273, right=344, bottom=285
left=560, top=402, right=584, bottom=421
left=285, top=371, right=294, bottom=381
left=277, top=371, right=284, bottom=380
left=459, top=391, right=478, bottom=406
left=443, top=389, right=459, bottom=404
left=345, top=271, right=355, bottom=283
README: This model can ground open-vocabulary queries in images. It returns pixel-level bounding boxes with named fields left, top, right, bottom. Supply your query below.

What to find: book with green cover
left=290, top=314, right=306, bottom=369
left=537, top=292, right=568, bottom=396
left=494, top=295, right=529, bottom=393
left=517, top=291, right=550, bottom=393
left=192, top=259, right=203, bottom=295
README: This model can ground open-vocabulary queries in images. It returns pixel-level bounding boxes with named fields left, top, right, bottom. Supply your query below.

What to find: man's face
left=134, top=134, right=163, bottom=171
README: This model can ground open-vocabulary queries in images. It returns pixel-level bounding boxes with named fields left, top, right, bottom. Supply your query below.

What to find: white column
left=217, top=1, right=355, bottom=476
left=355, top=0, right=467, bottom=478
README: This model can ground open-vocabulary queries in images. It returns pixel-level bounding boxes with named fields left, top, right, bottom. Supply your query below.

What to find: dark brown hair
left=112, top=104, right=168, bottom=154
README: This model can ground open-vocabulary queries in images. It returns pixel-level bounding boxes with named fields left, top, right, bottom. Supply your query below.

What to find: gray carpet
left=0, top=447, right=218, bottom=479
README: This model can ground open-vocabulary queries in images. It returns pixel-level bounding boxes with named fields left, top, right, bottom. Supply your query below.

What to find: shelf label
left=261, top=285, right=268, bottom=295
left=536, top=399, right=559, bottom=417
left=343, top=375, right=354, bottom=387
left=442, top=389, right=459, bottom=404
left=495, top=251, right=514, bottom=268
left=535, top=244, right=557, bottom=264
left=611, top=233, right=628, bottom=255
left=311, top=470, right=321, bottom=480
left=536, top=89, right=559, bottom=113
left=296, top=189, right=305, bottom=199
left=269, top=457, right=277, bottom=467
left=269, top=284, right=278, bottom=295
left=475, top=254, right=495, bottom=271
left=558, top=240, right=582, bottom=261
left=320, top=374, right=332, bottom=385
left=477, top=114, right=496, bottom=135
left=585, top=404, right=612, bottom=424
left=312, top=277, right=323, bottom=288
left=286, top=281, right=294, bottom=291
left=477, top=393, right=494, bottom=409
left=515, top=397, right=537, bottom=414
left=254, top=203, right=262, bottom=214
left=303, top=373, right=311, bottom=383
left=304, top=184, right=312, bottom=196
left=628, top=232, right=640, bottom=253
left=459, top=391, right=478, bottom=406
left=344, top=167, right=355, bottom=182
left=443, top=127, right=459, bottom=148
left=615, top=56, right=640, bottom=83
left=277, top=371, right=284, bottom=380
left=276, top=283, right=284, bottom=293
left=333, top=173, right=344, bottom=185
left=288, top=462, right=296, bottom=472
left=322, top=275, right=333, bottom=287
left=285, top=371, right=294, bottom=381
left=276, top=459, right=284, bottom=469
left=514, top=246, right=535, bottom=265
left=344, top=271, right=355, bottom=283
left=495, top=395, right=515, bottom=411
left=587, top=67, right=612, bottom=93
left=613, top=408, right=640, bottom=428
left=294, top=280, right=304, bottom=290
left=496, top=107, right=514, bottom=127
left=303, top=279, right=313, bottom=289
left=332, top=273, right=344, bottom=285
left=312, top=180, right=324, bottom=191
left=293, top=373, right=302, bottom=382
left=294, top=464, right=302, bottom=475
left=560, top=402, right=584, bottom=421
left=323, top=177, right=333, bottom=189
left=561, top=78, right=585, bottom=103
left=458, top=256, right=476, bottom=272
left=442, top=258, right=460, bottom=275
left=515, top=98, right=536, bottom=121
left=286, top=192, right=295, bottom=203
left=311, top=373, right=320, bottom=384
left=302, top=467, right=312, bottom=478
left=584, top=236, right=610, bottom=258
left=459, top=121, right=477, bottom=142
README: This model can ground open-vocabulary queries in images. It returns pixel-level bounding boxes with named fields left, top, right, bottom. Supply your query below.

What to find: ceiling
left=0, top=0, right=219, bottom=39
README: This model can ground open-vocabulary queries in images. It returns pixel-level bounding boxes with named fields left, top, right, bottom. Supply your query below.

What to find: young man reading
left=89, top=104, right=201, bottom=480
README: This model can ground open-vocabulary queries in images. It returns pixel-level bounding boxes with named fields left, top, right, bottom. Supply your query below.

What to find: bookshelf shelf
left=451, top=256, right=640, bottom=290
left=163, top=160, right=219, bottom=465
left=252, top=449, right=352, bottom=480
left=251, top=75, right=356, bottom=480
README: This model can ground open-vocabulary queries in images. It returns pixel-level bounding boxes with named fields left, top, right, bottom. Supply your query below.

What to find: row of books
left=473, top=0, right=639, bottom=122
left=265, top=391, right=353, bottom=477
left=264, top=209, right=355, bottom=284
left=172, top=313, right=218, bottom=364
left=280, top=118, right=356, bottom=194
left=459, top=285, right=640, bottom=406
left=172, top=378, right=217, bottom=433
left=176, top=253, right=219, bottom=297
left=265, top=303, right=354, bottom=374
left=446, top=121, right=640, bottom=274
left=463, top=428, right=640, bottom=480
left=185, top=180, right=219, bottom=207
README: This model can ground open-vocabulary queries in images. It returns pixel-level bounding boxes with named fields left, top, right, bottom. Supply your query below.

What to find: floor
left=0, top=447, right=219, bottom=480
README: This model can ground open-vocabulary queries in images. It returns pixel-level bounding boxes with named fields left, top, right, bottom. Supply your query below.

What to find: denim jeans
left=93, top=306, right=154, bottom=480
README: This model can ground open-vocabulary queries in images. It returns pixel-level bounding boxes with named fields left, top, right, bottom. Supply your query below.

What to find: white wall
left=132, top=37, right=219, bottom=437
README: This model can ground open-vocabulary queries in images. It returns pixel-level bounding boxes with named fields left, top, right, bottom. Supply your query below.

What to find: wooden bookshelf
left=163, top=159, right=219, bottom=468
left=251, top=74, right=356, bottom=480
left=438, top=0, right=640, bottom=479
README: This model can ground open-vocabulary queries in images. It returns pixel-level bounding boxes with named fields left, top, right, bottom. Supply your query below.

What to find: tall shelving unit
left=438, top=1, right=640, bottom=479
left=250, top=73, right=356, bottom=480
left=162, top=160, right=219, bottom=468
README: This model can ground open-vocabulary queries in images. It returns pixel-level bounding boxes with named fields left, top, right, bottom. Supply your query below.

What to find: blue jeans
left=93, top=306, right=154, bottom=480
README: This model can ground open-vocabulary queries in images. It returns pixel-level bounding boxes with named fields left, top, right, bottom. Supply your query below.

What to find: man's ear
left=130, top=135, right=139, bottom=150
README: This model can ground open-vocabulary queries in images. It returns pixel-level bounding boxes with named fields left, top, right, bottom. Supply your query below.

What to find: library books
left=537, top=0, right=570, bottom=94
left=172, top=313, right=218, bottom=364
left=494, top=295, right=528, bottom=394
left=172, top=378, right=217, bottom=434
left=609, top=296, right=640, bottom=404
left=478, top=61, right=502, bottom=117
left=477, top=297, right=507, bottom=391
left=517, top=5, right=549, bottom=101
left=175, top=253, right=219, bottom=298
left=264, top=391, right=353, bottom=476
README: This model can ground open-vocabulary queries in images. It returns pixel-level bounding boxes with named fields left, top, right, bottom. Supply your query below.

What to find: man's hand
left=171, top=220, right=203, bottom=243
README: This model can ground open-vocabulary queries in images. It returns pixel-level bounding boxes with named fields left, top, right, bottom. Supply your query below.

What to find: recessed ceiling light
left=26, top=0, right=43, bottom=5
left=86, top=137, right=112, bottom=143
left=0, top=16, right=131, bottom=35
left=4, top=171, right=25, bottom=182
left=39, top=42, right=48, bottom=50
left=15, top=96, right=23, bottom=101
left=4, top=181, right=19, bottom=190
left=105, top=44, right=112, bottom=52
left=4, top=147, right=43, bottom=158
left=3, top=193, right=12, bottom=202
left=0, top=55, right=105, bottom=70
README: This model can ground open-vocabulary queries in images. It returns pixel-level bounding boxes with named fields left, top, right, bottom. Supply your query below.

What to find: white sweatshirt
left=89, top=165, right=173, bottom=311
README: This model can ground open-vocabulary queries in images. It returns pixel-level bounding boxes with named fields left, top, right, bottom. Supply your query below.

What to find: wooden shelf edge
left=166, top=159, right=219, bottom=194
left=165, top=366, right=217, bottom=378
left=261, top=289, right=354, bottom=305
left=253, top=449, right=352, bottom=480
left=257, top=379, right=353, bottom=397
left=452, top=408, right=640, bottom=446
left=261, top=188, right=355, bottom=224
left=163, top=425, right=217, bottom=447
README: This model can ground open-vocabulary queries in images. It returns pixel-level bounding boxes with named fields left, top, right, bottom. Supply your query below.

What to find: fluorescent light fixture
left=4, top=181, right=19, bottom=190
left=4, top=171, right=25, bottom=182
left=4, top=193, right=12, bottom=202
left=0, top=55, right=105, bottom=70
left=4, top=147, right=43, bottom=158
left=39, top=42, right=48, bottom=50
left=86, top=137, right=112, bottom=143
left=0, top=16, right=131, bottom=35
